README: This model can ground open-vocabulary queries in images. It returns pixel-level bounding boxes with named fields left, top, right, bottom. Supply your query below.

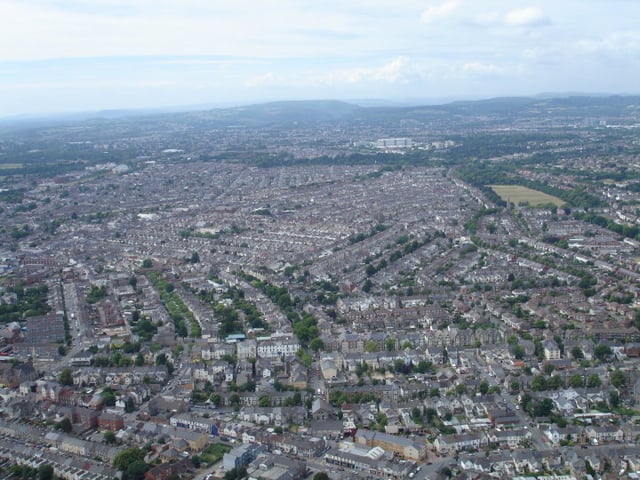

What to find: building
left=375, top=138, right=413, bottom=149
left=98, top=412, right=124, bottom=431
left=543, top=339, right=561, bottom=360
left=246, top=453, right=307, bottom=480
left=170, top=413, right=218, bottom=435
left=354, top=430, right=426, bottom=461
left=257, top=337, right=300, bottom=359
left=223, top=443, right=266, bottom=471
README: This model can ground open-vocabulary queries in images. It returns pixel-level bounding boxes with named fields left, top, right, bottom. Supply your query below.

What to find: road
left=62, top=281, right=94, bottom=357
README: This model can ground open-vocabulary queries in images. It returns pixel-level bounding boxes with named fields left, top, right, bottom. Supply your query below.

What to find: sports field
left=0, top=163, right=22, bottom=169
left=490, top=185, right=565, bottom=207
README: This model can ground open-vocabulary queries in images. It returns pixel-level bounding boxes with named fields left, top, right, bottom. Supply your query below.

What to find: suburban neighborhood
left=1, top=97, right=640, bottom=479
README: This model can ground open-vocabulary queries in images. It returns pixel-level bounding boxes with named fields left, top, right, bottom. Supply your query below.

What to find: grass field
left=0, top=163, right=22, bottom=169
left=490, top=184, right=566, bottom=207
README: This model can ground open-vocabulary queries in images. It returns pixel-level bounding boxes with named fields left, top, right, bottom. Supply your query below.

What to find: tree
left=547, top=375, right=563, bottom=390
left=375, top=412, right=388, bottom=431
left=313, top=473, right=330, bottom=480
left=455, top=383, right=467, bottom=395
left=478, top=380, right=489, bottom=395
left=385, top=337, right=396, bottom=351
left=512, top=344, right=524, bottom=360
left=424, top=407, right=437, bottom=424
left=531, top=374, right=547, bottom=391
left=101, top=387, right=116, bottom=406
left=534, top=339, right=544, bottom=360
left=59, top=368, right=74, bottom=386
left=610, top=369, right=626, bottom=388
left=309, top=338, right=324, bottom=352
left=38, top=464, right=54, bottom=480
left=125, top=460, right=149, bottom=480
left=114, top=447, right=146, bottom=471
left=586, top=373, right=601, bottom=388
left=86, top=284, right=107, bottom=303
left=594, top=344, right=613, bottom=362
left=190, top=251, right=200, bottom=264
left=297, top=349, right=313, bottom=367
left=520, top=392, right=533, bottom=413
left=568, top=373, right=584, bottom=388
left=210, top=393, right=222, bottom=407
left=401, top=340, right=414, bottom=350
left=56, top=417, right=72, bottom=433
left=104, top=430, right=116, bottom=443
left=532, top=398, right=554, bottom=417
left=411, top=406, right=422, bottom=422
left=142, top=259, right=153, bottom=268
left=224, top=466, right=247, bottom=480
left=124, top=397, right=135, bottom=413
left=415, top=360, right=434, bottom=374
left=609, top=390, right=620, bottom=409
left=135, top=352, right=145, bottom=366
left=440, top=466, right=453, bottom=478
left=571, top=346, right=584, bottom=360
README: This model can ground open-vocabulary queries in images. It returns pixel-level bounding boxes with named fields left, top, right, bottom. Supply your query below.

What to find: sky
left=1, top=0, right=639, bottom=117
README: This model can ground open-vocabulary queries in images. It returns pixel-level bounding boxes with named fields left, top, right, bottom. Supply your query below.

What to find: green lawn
left=490, top=184, right=565, bottom=207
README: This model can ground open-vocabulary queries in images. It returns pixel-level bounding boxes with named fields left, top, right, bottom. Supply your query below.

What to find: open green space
left=490, top=184, right=566, bottom=207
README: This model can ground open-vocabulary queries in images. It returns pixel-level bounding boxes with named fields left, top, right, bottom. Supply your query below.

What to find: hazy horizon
left=2, top=91, right=636, bottom=123
left=2, top=0, right=639, bottom=117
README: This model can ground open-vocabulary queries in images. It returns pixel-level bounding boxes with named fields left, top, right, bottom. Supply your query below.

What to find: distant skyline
left=1, top=0, right=639, bottom=117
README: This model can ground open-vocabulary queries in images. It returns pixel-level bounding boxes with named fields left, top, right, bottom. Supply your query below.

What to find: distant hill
left=2, top=95, right=640, bottom=137
left=172, top=95, right=640, bottom=127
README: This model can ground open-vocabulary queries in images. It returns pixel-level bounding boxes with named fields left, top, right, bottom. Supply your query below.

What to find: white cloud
left=471, top=11, right=502, bottom=26
left=245, top=72, right=278, bottom=88
left=315, top=57, right=412, bottom=85
left=0, top=0, right=369, bottom=61
left=372, top=56, right=412, bottom=82
left=575, top=31, right=640, bottom=57
left=1, top=0, right=640, bottom=116
left=504, top=7, right=550, bottom=27
left=521, top=30, right=640, bottom=66
left=462, top=61, right=502, bottom=75
left=420, top=0, right=463, bottom=24
left=1, top=78, right=178, bottom=90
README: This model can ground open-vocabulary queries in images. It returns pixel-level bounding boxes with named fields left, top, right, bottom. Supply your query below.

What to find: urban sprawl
left=1, top=97, right=640, bottom=480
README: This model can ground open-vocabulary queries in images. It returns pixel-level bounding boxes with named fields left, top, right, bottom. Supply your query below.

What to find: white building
left=257, top=337, right=300, bottom=359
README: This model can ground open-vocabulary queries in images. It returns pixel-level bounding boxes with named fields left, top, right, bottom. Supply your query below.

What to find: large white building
left=257, top=337, right=300, bottom=358
left=375, top=138, right=413, bottom=149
